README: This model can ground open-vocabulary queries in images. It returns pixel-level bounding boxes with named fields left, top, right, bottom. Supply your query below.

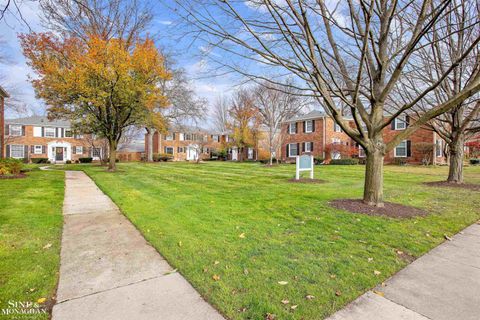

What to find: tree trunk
left=447, top=136, right=464, bottom=183
left=363, top=149, right=385, bottom=207
left=146, top=128, right=154, bottom=162
left=108, top=140, right=117, bottom=171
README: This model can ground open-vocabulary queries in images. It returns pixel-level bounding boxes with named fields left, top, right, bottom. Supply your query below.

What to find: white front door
left=232, top=147, right=238, bottom=161
left=186, top=145, right=198, bottom=161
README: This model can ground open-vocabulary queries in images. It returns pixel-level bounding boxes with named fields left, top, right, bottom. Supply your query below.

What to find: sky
left=0, top=0, right=252, bottom=121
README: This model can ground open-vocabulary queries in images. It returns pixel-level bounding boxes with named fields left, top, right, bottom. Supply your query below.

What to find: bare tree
left=254, top=80, right=308, bottom=165
left=212, top=95, right=230, bottom=133
left=172, top=0, right=480, bottom=206
left=401, top=1, right=480, bottom=183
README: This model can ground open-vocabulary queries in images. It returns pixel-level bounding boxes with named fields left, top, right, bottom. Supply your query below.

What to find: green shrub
left=330, top=158, right=359, bottom=165
left=314, top=157, right=325, bottom=165
left=470, top=158, right=480, bottom=165
left=66, top=160, right=72, bottom=164
left=153, top=153, right=173, bottom=162
left=0, top=159, right=23, bottom=175
left=31, top=158, right=49, bottom=164
left=79, top=157, right=93, bottom=163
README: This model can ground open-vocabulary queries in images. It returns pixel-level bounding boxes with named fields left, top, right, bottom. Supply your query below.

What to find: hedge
left=31, top=158, right=49, bottom=164
left=330, top=158, right=359, bottom=165
left=470, top=158, right=480, bottom=165
left=79, top=157, right=93, bottom=163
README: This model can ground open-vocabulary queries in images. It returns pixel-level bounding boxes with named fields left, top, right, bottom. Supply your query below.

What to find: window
left=34, top=145, right=43, bottom=154
left=394, top=115, right=407, bottom=130
left=332, top=151, right=341, bottom=159
left=165, top=147, right=174, bottom=155
left=332, top=138, right=341, bottom=145
left=212, top=135, right=220, bottom=142
left=334, top=123, right=342, bottom=132
left=305, top=120, right=313, bottom=133
left=225, top=136, right=230, bottom=142
left=248, top=148, right=254, bottom=159
left=178, top=147, right=184, bottom=153
left=436, top=140, right=442, bottom=157
left=92, top=148, right=101, bottom=157
left=65, top=129, right=73, bottom=137
left=76, top=146, right=83, bottom=154
left=33, top=127, right=42, bottom=137
left=288, top=143, right=298, bottom=157
left=358, top=147, right=366, bottom=158
left=9, top=125, right=22, bottom=136
left=45, top=127, right=56, bottom=137
left=394, top=140, right=408, bottom=157
left=289, top=123, right=297, bottom=134
left=165, top=133, right=174, bottom=141
left=304, top=142, right=312, bottom=152
left=10, top=145, right=24, bottom=158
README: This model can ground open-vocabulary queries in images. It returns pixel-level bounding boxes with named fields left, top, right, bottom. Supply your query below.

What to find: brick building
left=281, top=110, right=447, bottom=165
left=4, top=116, right=103, bottom=163
left=0, top=86, right=8, bottom=159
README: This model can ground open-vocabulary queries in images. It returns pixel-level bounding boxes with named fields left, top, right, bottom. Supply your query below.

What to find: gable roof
left=283, top=110, right=327, bottom=123
left=5, top=116, right=71, bottom=127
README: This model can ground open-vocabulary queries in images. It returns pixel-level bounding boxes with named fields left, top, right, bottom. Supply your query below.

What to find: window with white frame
left=289, top=123, right=297, bottom=134
left=304, top=142, right=312, bottom=152
left=394, top=115, right=407, bottom=130
left=212, top=135, right=220, bottom=142
left=288, top=143, right=298, bottom=157
left=9, top=125, right=22, bottom=136
left=76, top=146, right=83, bottom=154
left=165, top=133, right=174, bottom=141
left=34, top=145, right=43, bottom=154
left=332, top=138, right=341, bottom=145
left=225, top=136, right=230, bottom=142
left=10, top=145, right=25, bottom=158
left=334, top=123, right=342, bottom=132
left=44, top=127, right=56, bottom=137
left=178, top=147, right=184, bottom=153
left=305, top=120, right=313, bottom=133
left=436, top=140, right=442, bottom=157
left=394, top=140, right=408, bottom=157
left=358, top=146, right=366, bottom=157
left=33, top=127, right=42, bottom=137
left=92, top=148, right=101, bottom=157
left=165, top=146, right=174, bottom=155
left=247, top=148, right=254, bottom=159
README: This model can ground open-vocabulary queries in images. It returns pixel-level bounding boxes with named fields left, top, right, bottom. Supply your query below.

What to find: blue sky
left=0, top=0, right=254, bottom=120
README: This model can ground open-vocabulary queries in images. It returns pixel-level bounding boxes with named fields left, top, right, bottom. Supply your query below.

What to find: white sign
left=296, top=155, right=314, bottom=180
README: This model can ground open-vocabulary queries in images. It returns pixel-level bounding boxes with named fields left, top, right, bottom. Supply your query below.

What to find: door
left=232, top=147, right=238, bottom=161
left=55, top=147, right=64, bottom=161
left=187, top=146, right=198, bottom=161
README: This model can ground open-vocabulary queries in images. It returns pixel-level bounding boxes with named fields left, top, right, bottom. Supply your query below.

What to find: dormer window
left=289, top=123, right=297, bottom=134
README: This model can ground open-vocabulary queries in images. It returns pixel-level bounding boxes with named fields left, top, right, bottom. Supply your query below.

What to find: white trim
left=394, top=115, right=407, bottom=130
left=34, top=145, right=43, bottom=154
left=44, top=127, right=56, bottom=138
left=304, top=120, right=313, bottom=133
left=333, top=123, right=342, bottom=132
left=394, top=140, right=408, bottom=157
left=9, top=125, right=22, bottom=136
left=358, top=146, right=366, bottom=158
left=289, top=123, right=296, bottom=134
left=304, top=142, right=312, bottom=153
left=288, top=143, right=298, bottom=157
left=33, top=126, right=42, bottom=137
left=47, top=141, right=72, bottom=162
left=10, top=144, right=25, bottom=158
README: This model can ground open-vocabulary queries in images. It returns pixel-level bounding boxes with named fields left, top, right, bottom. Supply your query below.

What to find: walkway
left=52, top=171, right=224, bottom=320
left=327, top=222, right=480, bottom=320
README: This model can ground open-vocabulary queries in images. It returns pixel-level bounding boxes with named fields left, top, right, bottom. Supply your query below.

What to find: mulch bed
left=0, top=173, right=27, bottom=179
left=424, top=181, right=480, bottom=191
left=287, top=178, right=326, bottom=184
left=330, top=199, right=427, bottom=218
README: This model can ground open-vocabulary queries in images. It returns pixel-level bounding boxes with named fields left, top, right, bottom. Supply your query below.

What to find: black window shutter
left=302, top=142, right=305, bottom=153
left=407, top=140, right=412, bottom=157
left=56, top=128, right=59, bottom=137
left=173, top=133, right=176, bottom=140
left=24, top=145, right=29, bottom=158
left=311, top=142, right=314, bottom=151
left=303, top=121, right=306, bottom=133
left=5, top=124, right=9, bottom=136
left=6, top=145, right=10, bottom=158
left=61, top=128, right=65, bottom=137
left=405, top=115, right=410, bottom=127
left=295, top=123, right=298, bottom=134
left=391, top=120, right=396, bottom=130
left=312, top=120, right=315, bottom=132
left=72, top=146, right=76, bottom=154
left=41, top=127, right=45, bottom=137
left=30, top=145, right=34, bottom=153
left=42, top=145, right=46, bottom=154
left=286, top=144, right=289, bottom=157
left=22, top=125, right=26, bottom=136
left=296, top=143, right=300, bottom=155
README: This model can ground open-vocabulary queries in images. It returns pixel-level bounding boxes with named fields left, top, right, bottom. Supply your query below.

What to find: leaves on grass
left=203, top=268, right=208, bottom=273
left=164, top=268, right=177, bottom=275
left=212, top=274, right=220, bottom=281
left=37, top=298, right=46, bottom=304
left=444, top=234, right=452, bottom=241
left=373, top=290, right=385, bottom=297
left=281, top=299, right=289, bottom=305
left=178, top=241, right=183, bottom=247
left=290, top=305, right=298, bottom=310
left=305, top=295, right=315, bottom=300
left=243, top=268, right=249, bottom=275
left=42, top=243, right=52, bottom=249
left=214, top=260, right=220, bottom=265
left=265, top=313, right=276, bottom=320
left=278, top=281, right=288, bottom=285
left=330, top=274, right=336, bottom=279
left=335, top=290, right=342, bottom=296
left=374, top=270, right=381, bottom=276
left=239, top=233, right=246, bottom=238
left=29, top=288, right=36, bottom=292
left=368, top=257, right=373, bottom=262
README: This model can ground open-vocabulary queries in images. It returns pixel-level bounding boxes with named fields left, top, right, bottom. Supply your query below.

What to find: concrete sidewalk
left=53, top=171, right=224, bottom=320
left=327, top=223, right=480, bottom=320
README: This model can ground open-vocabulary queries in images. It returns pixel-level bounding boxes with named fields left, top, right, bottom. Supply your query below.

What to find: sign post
left=296, top=155, right=314, bottom=180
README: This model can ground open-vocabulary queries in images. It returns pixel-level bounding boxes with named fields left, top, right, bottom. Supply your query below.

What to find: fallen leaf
left=214, top=260, right=220, bottom=265
left=29, top=288, right=36, bottom=292
left=381, top=282, right=387, bottom=287
left=396, top=250, right=404, bottom=255
left=305, top=295, right=315, bottom=300
left=373, top=290, right=385, bottom=297
left=243, top=268, right=249, bottom=275
left=444, top=234, right=452, bottom=241
left=178, top=241, right=183, bottom=247
left=367, top=257, right=373, bottom=262
left=290, top=305, right=298, bottom=310
left=43, top=243, right=52, bottom=249
left=212, top=274, right=220, bottom=281
left=335, top=290, right=342, bottom=296
left=164, top=268, right=177, bottom=275
left=203, top=268, right=208, bottom=273
left=265, top=313, right=276, bottom=320
left=281, top=299, right=289, bottom=305
left=330, top=274, right=336, bottom=279
left=37, top=298, right=46, bottom=304
left=374, top=270, right=381, bottom=276
left=239, top=233, right=245, bottom=238
left=278, top=281, right=288, bottom=285
left=238, top=307, right=247, bottom=313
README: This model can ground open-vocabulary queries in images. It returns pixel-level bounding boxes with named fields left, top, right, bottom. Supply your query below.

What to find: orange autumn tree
left=20, top=32, right=171, bottom=171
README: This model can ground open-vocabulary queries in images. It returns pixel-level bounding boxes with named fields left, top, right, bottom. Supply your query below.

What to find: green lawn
left=0, top=169, right=64, bottom=319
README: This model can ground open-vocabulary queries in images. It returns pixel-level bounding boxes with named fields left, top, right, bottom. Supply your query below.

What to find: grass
left=0, top=169, right=64, bottom=319
left=73, top=162, right=480, bottom=320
